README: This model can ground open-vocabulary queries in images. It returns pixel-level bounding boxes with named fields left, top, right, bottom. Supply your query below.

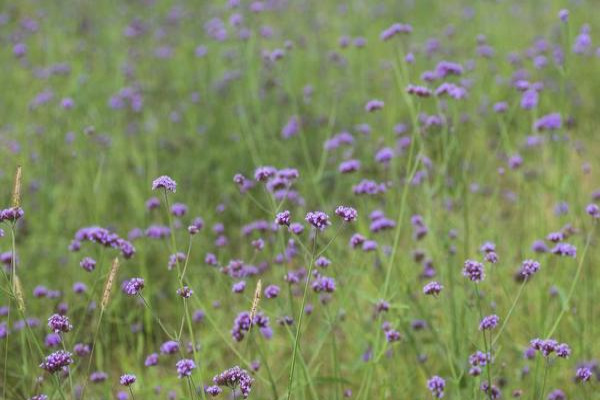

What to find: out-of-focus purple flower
left=160, top=340, right=180, bottom=355
left=232, top=281, right=246, bottom=293
left=558, top=9, right=569, bottom=22
left=282, top=116, right=300, bottom=139
left=176, top=359, right=196, bottom=378
left=519, top=259, right=540, bottom=278
left=521, top=89, right=538, bottom=110
left=177, top=286, right=193, bottom=298
left=264, top=285, right=280, bottom=299
left=365, top=99, right=384, bottom=112
left=407, top=84, right=433, bottom=97
left=551, top=243, right=576, bottom=258
left=423, top=281, right=443, bottom=296
left=145, top=353, right=158, bottom=367
left=123, top=278, right=144, bottom=296
left=120, top=374, right=136, bottom=386
left=535, top=113, right=562, bottom=131
left=339, top=159, right=361, bottom=173
left=427, top=376, right=445, bottom=398
left=586, top=203, right=599, bottom=218
left=275, top=210, right=291, bottom=226
left=479, top=314, right=499, bottom=330
left=575, top=367, right=592, bottom=382
left=312, top=276, right=336, bottom=293
left=171, top=203, right=188, bottom=217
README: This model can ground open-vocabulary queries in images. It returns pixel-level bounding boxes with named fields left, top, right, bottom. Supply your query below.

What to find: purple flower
left=548, top=389, right=566, bottom=400
left=281, top=115, right=300, bottom=139
left=232, top=281, right=246, bottom=293
left=145, top=353, right=159, bottom=367
left=171, top=203, right=188, bottom=217
left=47, top=314, right=72, bottom=333
left=535, top=113, right=561, bottom=131
left=177, top=286, right=193, bottom=298
left=339, top=159, right=361, bottom=173
left=40, top=350, right=73, bottom=373
left=264, top=285, right=280, bottom=299
left=123, top=278, right=144, bottom=296
left=423, top=281, right=443, bottom=296
left=479, top=314, right=499, bottom=330
left=463, top=260, right=485, bottom=282
left=555, top=343, right=571, bottom=358
left=120, top=374, right=136, bottom=386
left=575, top=367, right=592, bottom=382
left=519, top=259, right=540, bottom=278
left=0, top=207, right=24, bottom=223
left=275, top=210, right=291, bottom=226
left=407, top=85, right=433, bottom=97
left=365, top=99, right=384, bottom=112
left=161, top=341, right=180, bottom=355
left=305, top=211, right=330, bottom=231
left=521, top=89, right=538, bottom=110
left=176, top=359, right=196, bottom=378
left=206, top=386, right=222, bottom=396
left=558, top=9, right=569, bottom=22
left=254, top=166, right=277, bottom=182
left=152, top=175, right=177, bottom=192
left=90, top=371, right=108, bottom=382
left=335, top=206, right=358, bottom=222
left=312, top=276, right=336, bottom=293
left=586, top=203, right=599, bottom=218
left=427, top=376, right=445, bottom=398
left=212, top=366, right=254, bottom=398
left=551, top=243, right=576, bottom=258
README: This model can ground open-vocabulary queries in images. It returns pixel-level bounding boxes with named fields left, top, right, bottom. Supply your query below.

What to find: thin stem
left=286, top=232, right=317, bottom=400
left=492, top=280, right=527, bottom=347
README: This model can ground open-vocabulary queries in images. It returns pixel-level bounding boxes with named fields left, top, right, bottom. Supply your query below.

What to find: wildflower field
left=1, top=0, right=600, bottom=399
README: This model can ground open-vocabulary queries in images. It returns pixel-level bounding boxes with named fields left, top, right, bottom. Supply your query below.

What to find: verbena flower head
left=177, top=286, right=193, bottom=298
left=213, top=366, right=254, bottom=398
left=160, top=340, right=180, bottom=355
left=275, top=210, right=291, bottom=226
left=152, top=175, right=177, bottom=192
left=575, top=367, right=592, bottom=382
left=365, top=99, right=384, bottom=112
left=145, top=353, right=158, bottom=367
left=462, top=260, right=485, bottom=282
left=264, top=284, right=280, bottom=299
left=176, top=359, right=196, bottom=378
left=47, top=314, right=72, bottom=333
left=427, top=375, right=445, bottom=398
left=305, top=211, right=330, bottom=231
left=206, top=386, right=222, bottom=396
left=335, top=206, right=358, bottom=222
left=551, top=243, right=576, bottom=258
left=586, top=203, right=599, bottom=218
left=479, top=314, right=499, bottom=330
left=120, top=374, right=136, bottom=386
left=0, top=207, right=25, bottom=223
left=519, top=259, right=540, bottom=278
left=123, top=278, right=144, bottom=296
left=40, top=350, right=73, bottom=373
left=423, top=281, right=443, bottom=296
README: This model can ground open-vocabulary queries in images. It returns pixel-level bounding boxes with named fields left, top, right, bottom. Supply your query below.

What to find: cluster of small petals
left=176, top=358, right=196, bottom=378
left=462, top=260, right=485, bottom=282
left=551, top=243, right=576, bottom=258
left=335, top=206, right=358, bottom=222
left=80, top=257, right=96, bottom=272
left=72, top=226, right=135, bottom=259
left=212, top=366, right=254, bottom=398
left=530, top=338, right=571, bottom=358
left=145, top=353, right=159, bottom=366
left=312, top=276, right=336, bottom=293
left=586, top=203, right=599, bottom=218
left=519, top=259, right=540, bottom=278
left=123, top=278, right=144, bottom=296
left=160, top=340, right=180, bottom=355
left=575, top=367, right=592, bottom=382
left=427, top=376, right=445, bottom=398
left=365, top=99, right=384, bottom=112
left=305, top=211, right=330, bottom=230
left=120, top=374, right=137, bottom=386
left=406, top=84, right=433, bottom=97
left=206, top=386, right=222, bottom=396
left=264, top=284, right=280, bottom=299
left=254, top=166, right=277, bottom=181
left=353, top=179, right=387, bottom=195
left=48, top=314, right=72, bottom=333
left=152, top=175, right=177, bottom=192
left=40, top=351, right=73, bottom=373
left=479, top=314, right=499, bottom=331
left=177, top=286, right=193, bottom=298
left=338, top=159, right=361, bottom=173
left=535, top=113, right=562, bottom=131
left=275, top=210, right=291, bottom=226
left=0, top=207, right=25, bottom=223
left=423, top=281, right=443, bottom=296
left=380, top=22, right=412, bottom=41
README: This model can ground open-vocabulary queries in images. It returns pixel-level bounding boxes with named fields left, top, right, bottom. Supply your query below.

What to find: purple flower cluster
left=47, top=314, right=72, bottom=333
left=123, top=278, right=145, bottom=296
left=0, top=207, right=24, bottom=223
left=176, top=358, right=196, bottom=378
left=212, top=366, right=254, bottom=398
left=152, top=175, right=177, bottom=192
left=305, top=211, right=330, bottom=231
left=462, top=260, right=485, bottom=282
left=71, top=226, right=135, bottom=259
left=40, top=350, right=73, bottom=373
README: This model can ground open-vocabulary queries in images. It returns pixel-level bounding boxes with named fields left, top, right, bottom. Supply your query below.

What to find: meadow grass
left=1, top=0, right=599, bottom=399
